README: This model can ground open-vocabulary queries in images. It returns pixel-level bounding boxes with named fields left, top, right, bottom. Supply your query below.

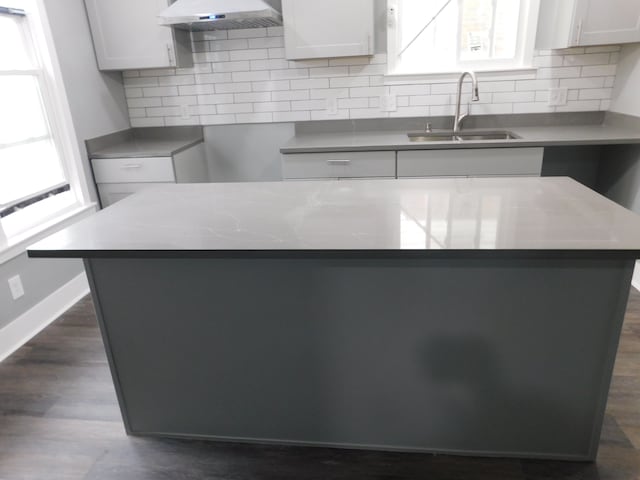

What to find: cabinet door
left=85, top=0, right=190, bottom=70
left=576, top=0, right=640, bottom=46
left=282, top=151, right=395, bottom=180
left=97, top=182, right=174, bottom=208
left=397, top=148, right=543, bottom=178
left=282, top=0, right=374, bottom=60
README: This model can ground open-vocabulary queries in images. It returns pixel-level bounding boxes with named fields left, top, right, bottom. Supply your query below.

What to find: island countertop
left=27, top=177, right=640, bottom=259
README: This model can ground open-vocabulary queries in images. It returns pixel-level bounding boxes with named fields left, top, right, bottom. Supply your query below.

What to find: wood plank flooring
left=1, top=291, right=639, bottom=479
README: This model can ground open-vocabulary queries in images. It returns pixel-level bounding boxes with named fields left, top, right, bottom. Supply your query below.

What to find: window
left=0, top=1, right=84, bottom=249
left=387, top=0, right=540, bottom=76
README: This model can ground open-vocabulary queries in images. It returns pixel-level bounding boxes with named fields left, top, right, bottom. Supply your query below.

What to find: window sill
left=384, top=67, right=537, bottom=85
left=0, top=203, right=97, bottom=265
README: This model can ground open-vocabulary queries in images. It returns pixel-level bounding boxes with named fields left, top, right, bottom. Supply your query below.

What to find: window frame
left=0, top=0, right=94, bottom=253
left=386, top=0, right=541, bottom=78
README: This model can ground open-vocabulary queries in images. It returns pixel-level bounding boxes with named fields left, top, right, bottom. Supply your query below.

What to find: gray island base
left=28, top=177, right=640, bottom=461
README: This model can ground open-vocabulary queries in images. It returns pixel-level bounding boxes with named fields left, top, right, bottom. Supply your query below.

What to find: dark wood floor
left=1, top=292, right=640, bottom=480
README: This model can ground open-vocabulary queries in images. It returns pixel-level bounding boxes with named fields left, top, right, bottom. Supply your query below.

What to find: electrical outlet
left=380, top=94, right=397, bottom=112
left=8, top=275, right=24, bottom=300
left=548, top=87, right=568, bottom=106
left=180, top=105, right=190, bottom=120
left=326, top=98, right=338, bottom=115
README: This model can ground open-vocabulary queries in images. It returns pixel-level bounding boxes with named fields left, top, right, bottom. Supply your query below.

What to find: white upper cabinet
left=282, top=0, right=374, bottom=60
left=536, top=0, right=640, bottom=49
left=84, top=0, right=193, bottom=71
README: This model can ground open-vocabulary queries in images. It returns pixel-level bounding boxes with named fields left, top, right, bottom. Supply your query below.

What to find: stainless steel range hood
left=158, top=0, right=282, bottom=31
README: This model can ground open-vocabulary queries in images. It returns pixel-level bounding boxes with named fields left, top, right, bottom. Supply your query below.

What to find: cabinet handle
left=327, top=159, right=350, bottom=165
left=167, top=44, right=175, bottom=65
left=575, top=19, right=583, bottom=45
left=121, top=164, right=142, bottom=169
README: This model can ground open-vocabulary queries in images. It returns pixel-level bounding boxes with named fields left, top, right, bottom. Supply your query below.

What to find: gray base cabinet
left=282, top=151, right=395, bottom=180
left=397, top=148, right=544, bottom=178
left=92, top=143, right=207, bottom=207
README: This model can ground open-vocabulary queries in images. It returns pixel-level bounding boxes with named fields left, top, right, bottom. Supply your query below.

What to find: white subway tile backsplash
left=197, top=93, right=234, bottom=105
left=290, top=78, right=329, bottom=90
left=232, top=70, right=271, bottom=82
left=272, top=90, right=310, bottom=101
left=200, top=114, right=236, bottom=124
left=350, top=86, right=386, bottom=98
left=180, top=84, right=215, bottom=95
left=214, top=82, right=252, bottom=94
left=270, top=68, right=309, bottom=80
left=252, top=80, right=290, bottom=91
left=146, top=106, right=182, bottom=117
left=338, top=98, right=369, bottom=109
left=273, top=111, right=311, bottom=122
left=228, top=28, right=268, bottom=39
left=162, top=95, right=197, bottom=106
left=581, top=64, right=617, bottom=76
left=578, top=88, right=613, bottom=100
left=125, top=32, right=621, bottom=127
left=291, top=99, right=327, bottom=111
left=563, top=53, right=610, bottom=66
left=559, top=76, right=606, bottom=89
left=158, top=75, right=195, bottom=86
left=409, top=94, right=450, bottom=106
left=310, top=66, right=349, bottom=78
left=234, top=92, right=271, bottom=103
left=310, top=88, right=349, bottom=99
left=537, top=67, right=582, bottom=79
left=330, top=76, right=370, bottom=88
left=217, top=103, right=253, bottom=114
left=493, top=91, right=535, bottom=103
left=128, top=97, right=162, bottom=108
left=125, top=87, right=143, bottom=98
left=248, top=36, right=284, bottom=49
left=236, top=112, right=273, bottom=123
left=142, top=86, right=178, bottom=97
left=250, top=59, right=290, bottom=71
left=131, top=117, right=165, bottom=127
left=195, top=73, right=233, bottom=83
left=230, top=49, right=269, bottom=61
left=253, top=101, right=291, bottom=112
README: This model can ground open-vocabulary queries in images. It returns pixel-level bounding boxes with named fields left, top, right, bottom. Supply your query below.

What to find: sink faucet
left=453, top=71, right=479, bottom=134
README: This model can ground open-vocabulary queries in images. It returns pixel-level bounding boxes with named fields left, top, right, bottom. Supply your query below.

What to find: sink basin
left=408, top=130, right=520, bottom=142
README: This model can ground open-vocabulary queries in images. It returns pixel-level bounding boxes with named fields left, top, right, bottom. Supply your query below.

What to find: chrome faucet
left=453, top=71, right=479, bottom=134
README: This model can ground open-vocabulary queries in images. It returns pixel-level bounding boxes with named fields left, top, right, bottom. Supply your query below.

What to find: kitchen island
left=28, top=177, right=640, bottom=461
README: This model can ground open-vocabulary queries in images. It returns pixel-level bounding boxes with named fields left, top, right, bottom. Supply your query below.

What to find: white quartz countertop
left=28, top=177, right=640, bottom=259
left=281, top=123, right=640, bottom=153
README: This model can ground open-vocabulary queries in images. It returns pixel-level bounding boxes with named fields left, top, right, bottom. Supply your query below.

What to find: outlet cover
left=548, top=87, right=568, bottom=106
left=380, top=94, right=397, bottom=112
left=8, top=275, right=24, bottom=300
left=326, top=98, right=338, bottom=115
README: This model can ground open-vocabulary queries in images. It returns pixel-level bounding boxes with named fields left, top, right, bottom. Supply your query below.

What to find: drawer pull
left=326, top=159, right=350, bottom=165
left=120, top=164, right=143, bottom=169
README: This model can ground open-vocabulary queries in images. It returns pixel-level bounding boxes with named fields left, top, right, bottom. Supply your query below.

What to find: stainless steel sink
left=408, top=130, right=520, bottom=142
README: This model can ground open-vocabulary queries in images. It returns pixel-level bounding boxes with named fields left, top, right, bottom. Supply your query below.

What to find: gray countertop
left=281, top=123, right=640, bottom=153
left=27, top=177, right=640, bottom=259
left=87, top=126, right=204, bottom=159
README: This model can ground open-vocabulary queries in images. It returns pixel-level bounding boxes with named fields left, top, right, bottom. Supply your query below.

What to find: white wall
left=1, top=0, right=129, bottom=343
left=43, top=0, right=130, bottom=203
left=598, top=44, right=640, bottom=215
left=611, top=44, right=640, bottom=116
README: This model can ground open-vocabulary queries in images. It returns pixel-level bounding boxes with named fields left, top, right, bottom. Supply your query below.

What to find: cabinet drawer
left=282, top=151, right=395, bottom=179
left=397, top=148, right=543, bottom=178
left=97, top=182, right=173, bottom=207
left=92, top=157, right=176, bottom=183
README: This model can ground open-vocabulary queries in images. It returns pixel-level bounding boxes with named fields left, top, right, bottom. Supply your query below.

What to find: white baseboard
left=0, top=271, right=89, bottom=362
